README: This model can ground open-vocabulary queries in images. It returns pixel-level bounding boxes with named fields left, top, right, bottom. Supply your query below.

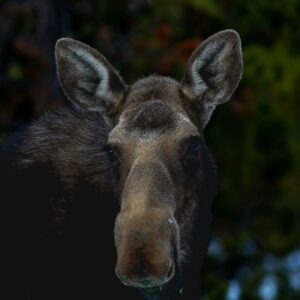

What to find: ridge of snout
left=121, top=158, right=176, bottom=211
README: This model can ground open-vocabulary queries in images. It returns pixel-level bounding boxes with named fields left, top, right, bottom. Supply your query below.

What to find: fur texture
left=2, top=29, right=242, bottom=300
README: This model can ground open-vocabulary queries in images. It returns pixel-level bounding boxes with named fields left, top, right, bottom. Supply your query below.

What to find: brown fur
left=13, top=30, right=242, bottom=299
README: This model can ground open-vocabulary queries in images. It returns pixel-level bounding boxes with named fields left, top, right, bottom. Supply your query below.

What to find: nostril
left=166, top=263, right=173, bottom=279
left=115, top=270, right=130, bottom=286
left=116, top=263, right=175, bottom=288
left=161, top=262, right=174, bottom=281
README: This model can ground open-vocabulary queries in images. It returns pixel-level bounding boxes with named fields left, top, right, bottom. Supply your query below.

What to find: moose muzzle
left=114, top=207, right=178, bottom=288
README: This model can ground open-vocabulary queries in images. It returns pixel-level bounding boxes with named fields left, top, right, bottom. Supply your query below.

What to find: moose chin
left=2, top=29, right=242, bottom=300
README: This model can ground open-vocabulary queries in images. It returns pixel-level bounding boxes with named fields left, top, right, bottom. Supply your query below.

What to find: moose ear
left=55, top=38, right=127, bottom=121
left=181, top=30, right=243, bottom=129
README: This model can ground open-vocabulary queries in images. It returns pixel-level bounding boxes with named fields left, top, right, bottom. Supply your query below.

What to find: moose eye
left=104, top=145, right=120, bottom=163
left=183, top=136, right=201, bottom=157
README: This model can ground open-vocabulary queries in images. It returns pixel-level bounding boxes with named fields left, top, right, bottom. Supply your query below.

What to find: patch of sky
left=284, top=250, right=300, bottom=290
left=207, top=238, right=227, bottom=260
left=258, top=274, right=278, bottom=300
left=225, top=280, right=241, bottom=300
left=284, top=250, right=300, bottom=272
left=288, top=271, right=300, bottom=290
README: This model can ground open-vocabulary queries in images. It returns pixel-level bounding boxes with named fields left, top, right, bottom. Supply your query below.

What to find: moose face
left=110, top=91, right=201, bottom=288
left=55, top=30, right=242, bottom=289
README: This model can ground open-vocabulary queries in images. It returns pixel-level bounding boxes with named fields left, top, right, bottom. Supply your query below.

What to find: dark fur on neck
left=2, top=105, right=217, bottom=300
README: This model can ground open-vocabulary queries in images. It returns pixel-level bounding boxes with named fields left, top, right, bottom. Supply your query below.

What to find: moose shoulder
left=5, top=30, right=242, bottom=300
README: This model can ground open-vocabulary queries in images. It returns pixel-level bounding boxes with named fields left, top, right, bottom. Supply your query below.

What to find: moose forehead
left=110, top=76, right=198, bottom=142
left=125, top=99, right=176, bottom=131
left=125, top=76, right=183, bottom=108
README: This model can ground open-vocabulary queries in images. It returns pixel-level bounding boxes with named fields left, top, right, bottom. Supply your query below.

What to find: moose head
left=55, top=30, right=242, bottom=293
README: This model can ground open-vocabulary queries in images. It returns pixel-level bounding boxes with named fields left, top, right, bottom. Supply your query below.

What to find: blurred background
left=0, top=0, right=299, bottom=299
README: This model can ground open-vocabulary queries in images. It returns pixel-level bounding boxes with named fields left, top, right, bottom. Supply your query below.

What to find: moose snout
left=114, top=208, right=178, bottom=288
left=116, top=258, right=175, bottom=288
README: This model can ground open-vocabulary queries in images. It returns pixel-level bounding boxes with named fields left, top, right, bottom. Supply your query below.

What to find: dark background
left=1, top=0, right=300, bottom=299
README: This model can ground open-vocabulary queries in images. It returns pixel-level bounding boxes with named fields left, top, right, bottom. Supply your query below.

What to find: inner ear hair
left=181, top=29, right=243, bottom=129
left=55, top=38, right=127, bottom=119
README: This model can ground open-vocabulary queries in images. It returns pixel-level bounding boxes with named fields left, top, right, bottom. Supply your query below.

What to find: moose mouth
left=139, top=264, right=176, bottom=297
left=141, top=266, right=180, bottom=300
left=141, top=283, right=169, bottom=298
left=119, top=261, right=175, bottom=290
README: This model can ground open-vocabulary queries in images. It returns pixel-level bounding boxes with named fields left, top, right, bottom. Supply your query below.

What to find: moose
left=2, top=30, right=242, bottom=300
